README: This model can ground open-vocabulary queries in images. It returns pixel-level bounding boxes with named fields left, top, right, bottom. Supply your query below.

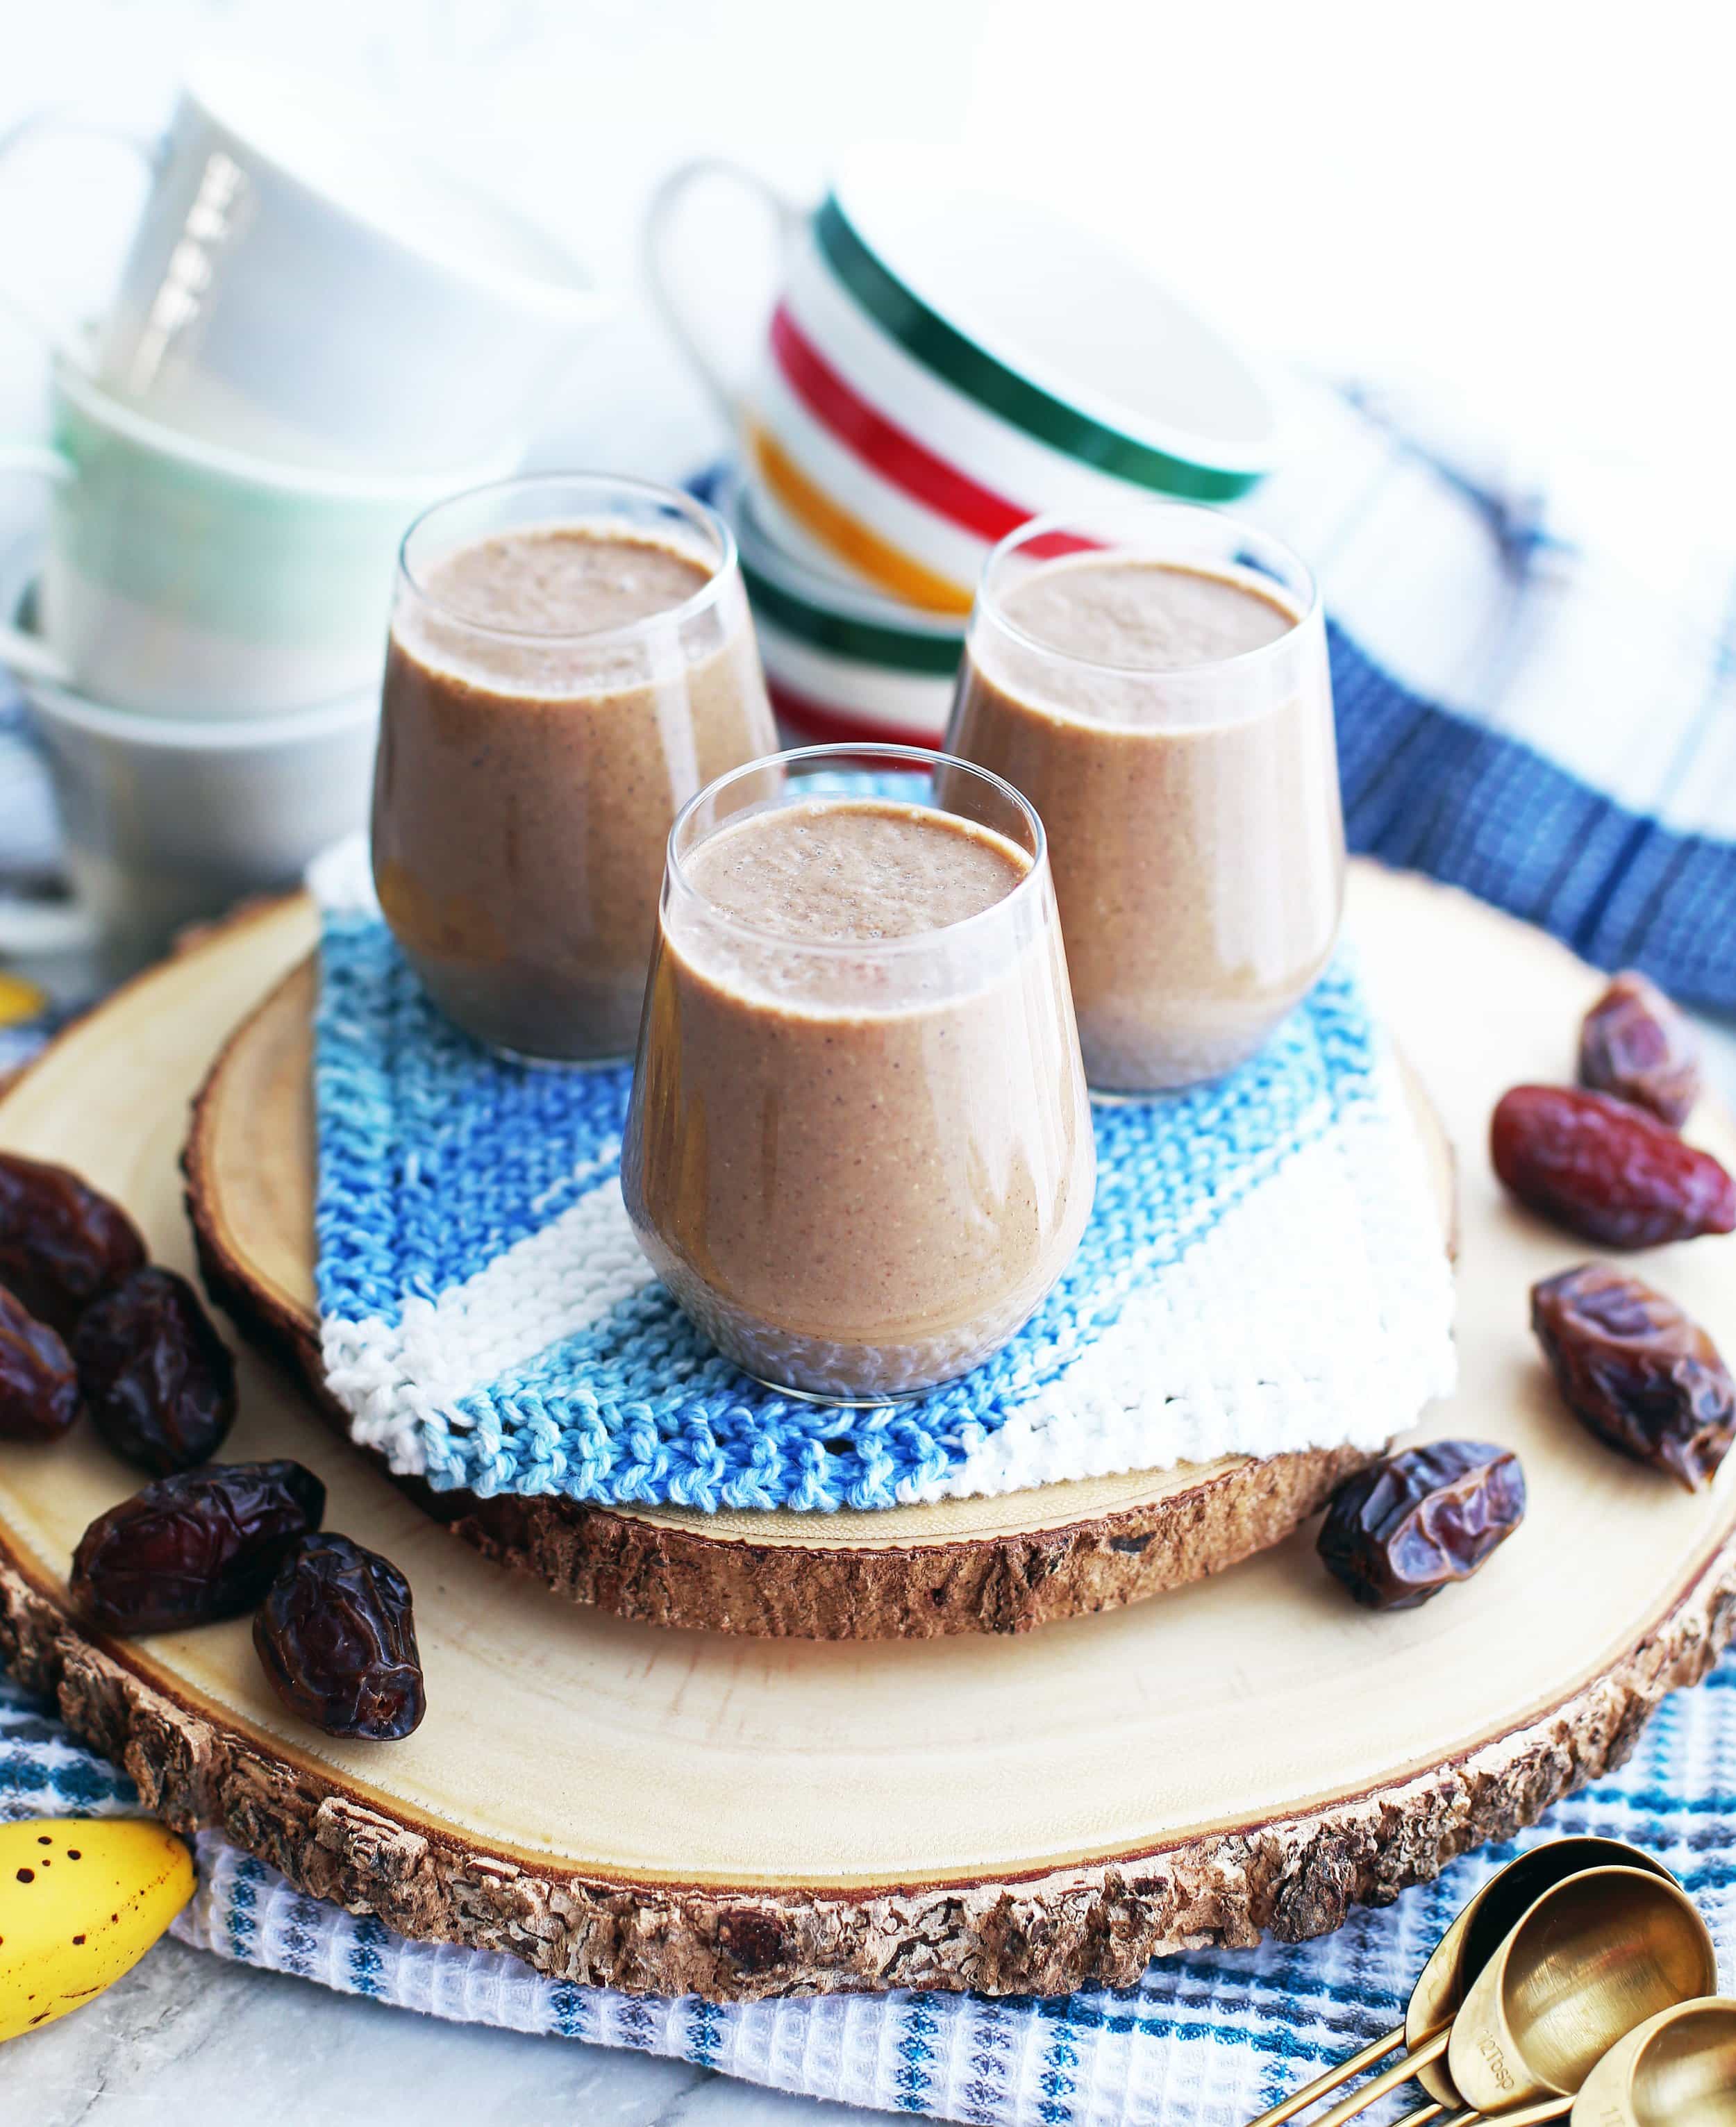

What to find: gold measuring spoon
left=1296, top=1865, right=1716, bottom=2127
left=1405, top=1843, right=1679, bottom=2109
left=1570, top=1996, right=1736, bottom=2127
left=1352, top=1867, right=1719, bottom=2127
left=1244, top=1840, right=1679, bottom=2127
left=1394, top=2000, right=1736, bottom=2127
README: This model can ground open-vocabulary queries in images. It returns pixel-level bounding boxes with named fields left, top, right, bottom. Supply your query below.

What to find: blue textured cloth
left=3, top=1666, right=1731, bottom=2123
left=1333, top=621, right=1736, bottom=1011
left=1242, top=385, right=1736, bottom=1016
left=698, top=393, right=1736, bottom=1016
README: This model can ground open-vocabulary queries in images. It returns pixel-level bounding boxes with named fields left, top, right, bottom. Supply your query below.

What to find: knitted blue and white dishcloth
left=309, top=840, right=1455, bottom=1516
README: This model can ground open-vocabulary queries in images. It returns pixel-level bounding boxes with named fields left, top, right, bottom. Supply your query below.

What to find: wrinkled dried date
left=71, top=1460, right=326, bottom=1636
left=1491, top=1085, right=1736, bottom=1248
left=1579, top=971, right=1700, bottom=1128
left=0, top=1286, right=78, bottom=1442
left=1531, top=1262, right=1735, bottom=1491
left=1318, top=1441, right=1527, bottom=1609
left=253, top=1533, right=424, bottom=1740
left=74, top=1267, right=237, bottom=1474
left=0, top=1151, right=146, bottom=1336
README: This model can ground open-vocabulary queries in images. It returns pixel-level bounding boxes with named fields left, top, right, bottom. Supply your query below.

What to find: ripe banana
left=0, top=1817, right=194, bottom=2042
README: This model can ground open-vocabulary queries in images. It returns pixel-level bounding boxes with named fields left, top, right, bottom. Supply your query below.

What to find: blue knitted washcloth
left=311, top=842, right=1454, bottom=1516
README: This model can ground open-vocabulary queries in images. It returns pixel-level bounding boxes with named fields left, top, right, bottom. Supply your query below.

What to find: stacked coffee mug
left=0, top=58, right=606, bottom=973
left=645, top=144, right=1280, bottom=744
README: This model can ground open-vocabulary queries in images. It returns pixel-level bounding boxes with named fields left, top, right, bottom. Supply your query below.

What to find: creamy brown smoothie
left=949, top=549, right=1343, bottom=1092
left=621, top=791, right=1094, bottom=1401
left=374, top=507, right=776, bottom=1060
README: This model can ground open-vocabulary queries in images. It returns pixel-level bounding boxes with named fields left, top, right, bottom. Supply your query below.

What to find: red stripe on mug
left=767, top=676, right=948, bottom=751
left=769, top=306, right=1096, bottom=560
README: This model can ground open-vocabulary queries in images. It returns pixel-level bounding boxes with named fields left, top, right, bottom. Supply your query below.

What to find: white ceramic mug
left=16, top=636, right=378, bottom=979
left=0, top=57, right=608, bottom=472
left=0, top=356, right=517, bottom=716
left=646, top=147, right=1280, bottom=615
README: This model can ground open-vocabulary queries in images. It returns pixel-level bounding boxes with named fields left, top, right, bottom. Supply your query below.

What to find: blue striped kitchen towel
left=703, top=378, right=1736, bottom=1015
left=4, top=378, right=1735, bottom=1038
left=1242, top=382, right=1736, bottom=1013
left=4, top=1662, right=1733, bottom=2124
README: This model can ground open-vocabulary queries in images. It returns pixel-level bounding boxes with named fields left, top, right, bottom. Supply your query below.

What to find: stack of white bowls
left=646, top=147, right=1280, bottom=746
left=0, top=58, right=605, bottom=972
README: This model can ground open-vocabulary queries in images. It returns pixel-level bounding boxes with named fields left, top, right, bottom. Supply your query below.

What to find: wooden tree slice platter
left=0, top=862, right=1733, bottom=2002
left=181, top=919, right=1451, bottom=1639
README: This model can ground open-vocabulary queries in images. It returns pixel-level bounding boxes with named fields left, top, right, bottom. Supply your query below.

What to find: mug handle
left=0, top=111, right=160, bottom=359
left=642, top=157, right=806, bottom=428
left=0, top=445, right=73, bottom=686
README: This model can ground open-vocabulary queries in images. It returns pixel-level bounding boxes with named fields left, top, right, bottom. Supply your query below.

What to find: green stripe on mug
left=815, top=197, right=1262, bottom=502
left=740, top=554, right=964, bottom=676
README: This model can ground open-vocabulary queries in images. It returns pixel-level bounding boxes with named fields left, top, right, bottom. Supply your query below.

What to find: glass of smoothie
left=621, top=743, right=1096, bottom=1404
left=373, top=473, right=777, bottom=1062
left=947, top=503, right=1344, bottom=1096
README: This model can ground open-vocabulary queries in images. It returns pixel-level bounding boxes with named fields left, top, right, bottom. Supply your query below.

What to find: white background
left=1, top=0, right=1733, bottom=485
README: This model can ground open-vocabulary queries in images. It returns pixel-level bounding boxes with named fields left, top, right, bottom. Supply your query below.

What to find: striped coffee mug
left=717, top=474, right=962, bottom=748
left=646, top=147, right=1280, bottom=616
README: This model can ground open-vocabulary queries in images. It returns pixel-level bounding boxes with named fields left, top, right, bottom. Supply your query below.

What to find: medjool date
left=1578, top=971, right=1699, bottom=1127
left=71, top=1460, right=326, bottom=1635
left=1531, top=1262, right=1735, bottom=1490
left=0, top=1286, right=78, bottom=1442
left=1319, top=1442, right=1526, bottom=1610
left=74, top=1268, right=237, bottom=1474
left=0, top=1152, right=146, bottom=1335
left=253, top=1533, right=424, bottom=1740
left=1491, top=1085, right=1735, bottom=1247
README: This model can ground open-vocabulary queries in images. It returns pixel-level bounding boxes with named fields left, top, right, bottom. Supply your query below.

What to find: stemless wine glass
left=621, top=742, right=1096, bottom=1404
left=372, top=472, right=776, bottom=1063
left=948, top=501, right=1344, bottom=1096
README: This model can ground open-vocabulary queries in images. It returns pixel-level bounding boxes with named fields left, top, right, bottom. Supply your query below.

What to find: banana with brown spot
left=0, top=1817, right=194, bottom=2042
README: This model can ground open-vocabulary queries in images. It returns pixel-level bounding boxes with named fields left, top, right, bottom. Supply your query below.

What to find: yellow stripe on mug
left=746, top=426, right=974, bottom=617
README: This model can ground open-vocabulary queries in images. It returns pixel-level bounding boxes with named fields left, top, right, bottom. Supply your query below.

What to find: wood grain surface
left=0, top=863, right=1731, bottom=1999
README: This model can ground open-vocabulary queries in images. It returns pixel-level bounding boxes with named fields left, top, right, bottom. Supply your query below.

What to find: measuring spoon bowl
left=1409, top=1840, right=1680, bottom=2106
left=1447, top=1867, right=1717, bottom=2115
left=1570, top=1996, right=1736, bottom=2127
left=1245, top=1840, right=1678, bottom=2127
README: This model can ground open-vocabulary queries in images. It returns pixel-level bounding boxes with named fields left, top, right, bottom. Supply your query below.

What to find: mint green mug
left=0, top=356, right=517, bottom=717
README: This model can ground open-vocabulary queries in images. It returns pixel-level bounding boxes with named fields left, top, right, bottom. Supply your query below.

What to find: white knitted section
left=915, top=1051, right=1457, bottom=1501
left=321, top=1167, right=645, bottom=1476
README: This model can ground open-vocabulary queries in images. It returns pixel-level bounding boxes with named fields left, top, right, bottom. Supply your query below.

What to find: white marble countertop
left=0, top=1935, right=883, bottom=2126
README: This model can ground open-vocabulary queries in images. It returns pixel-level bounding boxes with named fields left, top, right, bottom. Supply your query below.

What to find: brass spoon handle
left=1391, top=2101, right=1569, bottom=2127
left=1241, top=2025, right=1412, bottom=2127
left=1299, top=2026, right=1451, bottom=2127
